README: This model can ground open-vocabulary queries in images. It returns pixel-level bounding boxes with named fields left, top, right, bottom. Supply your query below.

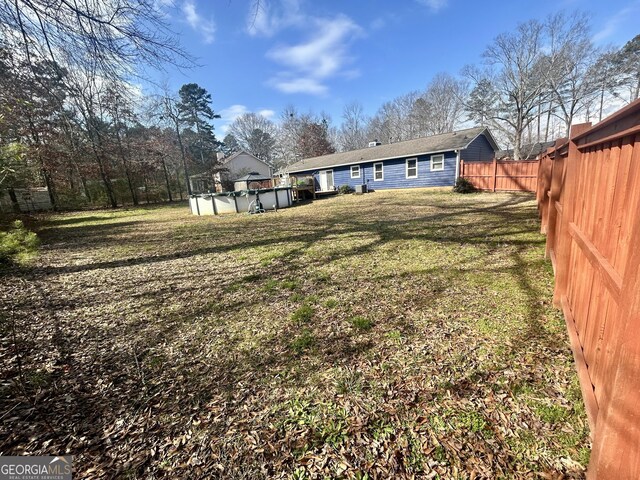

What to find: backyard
left=0, top=189, right=589, bottom=478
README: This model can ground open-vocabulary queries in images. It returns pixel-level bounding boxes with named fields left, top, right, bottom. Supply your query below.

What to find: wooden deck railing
left=536, top=98, right=640, bottom=479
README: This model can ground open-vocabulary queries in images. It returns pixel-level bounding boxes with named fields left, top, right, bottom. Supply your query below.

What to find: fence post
left=492, top=157, right=498, bottom=192
left=552, top=123, right=591, bottom=307
left=544, top=139, right=568, bottom=257
left=460, top=159, right=464, bottom=178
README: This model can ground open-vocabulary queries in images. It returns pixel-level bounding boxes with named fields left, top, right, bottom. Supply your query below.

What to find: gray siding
left=460, top=134, right=496, bottom=163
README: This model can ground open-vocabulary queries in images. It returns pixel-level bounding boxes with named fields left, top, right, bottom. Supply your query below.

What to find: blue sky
left=153, top=0, right=640, bottom=135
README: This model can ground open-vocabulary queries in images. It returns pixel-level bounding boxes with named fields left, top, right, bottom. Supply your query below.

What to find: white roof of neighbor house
left=286, top=127, right=498, bottom=173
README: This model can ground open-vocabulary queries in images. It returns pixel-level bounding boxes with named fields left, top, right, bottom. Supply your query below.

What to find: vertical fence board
left=463, top=159, right=539, bottom=192
left=536, top=99, right=640, bottom=479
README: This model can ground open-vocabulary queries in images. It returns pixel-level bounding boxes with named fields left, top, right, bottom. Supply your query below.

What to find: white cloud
left=258, top=109, right=276, bottom=119
left=247, top=0, right=304, bottom=37
left=266, top=15, right=363, bottom=96
left=182, top=0, right=216, bottom=44
left=217, top=105, right=276, bottom=134
left=593, top=2, right=640, bottom=43
left=416, top=0, right=448, bottom=13
left=218, top=104, right=248, bottom=133
left=269, top=77, right=328, bottom=95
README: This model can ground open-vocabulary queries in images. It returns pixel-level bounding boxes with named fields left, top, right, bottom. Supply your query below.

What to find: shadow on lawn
left=1, top=192, right=572, bottom=476
left=31, top=193, right=537, bottom=276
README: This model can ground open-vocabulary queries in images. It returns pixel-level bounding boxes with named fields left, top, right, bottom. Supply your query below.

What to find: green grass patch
left=0, top=220, right=39, bottom=266
left=350, top=316, right=374, bottom=331
left=290, top=329, right=315, bottom=354
left=291, top=304, right=315, bottom=324
left=323, top=298, right=338, bottom=308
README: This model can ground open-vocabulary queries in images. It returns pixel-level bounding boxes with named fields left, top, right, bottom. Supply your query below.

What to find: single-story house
left=285, top=126, right=499, bottom=191
left=215, top=151, right=273, bottom=191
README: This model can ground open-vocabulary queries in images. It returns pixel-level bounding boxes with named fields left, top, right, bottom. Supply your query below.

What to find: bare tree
left=338, top=102, right=369, bottom=151
left=542, top=12, right=599, bottom=136
left=0, top=0, right=190, bottom=77
left=417, top=73, right=468, bottom=135
left=228, top=112, right=278, bottom=162
left=465, top=20, right=549, bottom=160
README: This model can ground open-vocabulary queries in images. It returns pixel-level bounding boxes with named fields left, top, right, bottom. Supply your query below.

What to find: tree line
left=0, top=2, right=638, bottom=210
left=226, top=13, right=638, bottom=165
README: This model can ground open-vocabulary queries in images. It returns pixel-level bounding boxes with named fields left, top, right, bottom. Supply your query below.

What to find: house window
left=351, top=165, right=360, bottom=178
left=431, top=154, right=445, bottom=171
left=406, top=158, right=418, bottom=178
left=374, top=162, right=384, bottom=181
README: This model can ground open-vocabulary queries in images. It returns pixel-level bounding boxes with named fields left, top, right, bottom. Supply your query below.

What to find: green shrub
left=338, top=184, right=354, bottom=194
left=0, top=220, right=39, bottom=265
left=453, top=177, right=477, bottom=194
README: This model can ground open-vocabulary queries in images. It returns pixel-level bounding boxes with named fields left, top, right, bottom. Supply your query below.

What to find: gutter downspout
left=454, top=149, right=461, bottom=184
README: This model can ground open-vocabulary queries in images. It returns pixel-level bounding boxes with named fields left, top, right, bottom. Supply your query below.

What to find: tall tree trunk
left=176, top=169, right=184, bottom=200
left=544, top=100, right=554, bottom=142
left=115, top=132, right=138, bottom=205
left=7, top=188, right=21, bottom=213
left=161, top=158, right=173, bottom=202
left=174, top=123, right=191, bottom=195
left=96, top=155, right=117, bottom=208
left=27, top=118, right=57, bottom=210
left=143, top=174, right=150, bottom=203
left=87, top=128, right=117, bottom=208
left=536, top=100, right=541, bottom=142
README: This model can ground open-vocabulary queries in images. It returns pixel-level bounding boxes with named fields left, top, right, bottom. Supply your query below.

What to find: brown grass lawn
left=0, top=188, right=590, bottom=479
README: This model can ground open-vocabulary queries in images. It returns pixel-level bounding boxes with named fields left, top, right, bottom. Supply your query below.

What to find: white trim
left=454, top=150, right=460, bottom=181
left=430, top=154, right=445, bottom=172
left=373, top=162, right=384, bottom=181
left=405, top=157, right=418, bottom=179
left=350, top=165, right=361, bottom=179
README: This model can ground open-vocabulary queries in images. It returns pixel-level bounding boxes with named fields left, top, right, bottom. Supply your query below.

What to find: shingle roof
left=496, top=141, right=555, bottom=160
left=234, top=172, right=272, bottom=182
left=286, top=127, right=495, bottom=173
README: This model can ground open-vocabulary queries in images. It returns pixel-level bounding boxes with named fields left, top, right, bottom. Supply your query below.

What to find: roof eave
left=286, top=147, right=465, bottom=174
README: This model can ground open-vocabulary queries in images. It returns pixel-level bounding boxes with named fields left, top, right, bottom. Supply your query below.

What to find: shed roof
left=234, top=172, right=272, bottom=182
left=286, top=127, right=497, bottom=173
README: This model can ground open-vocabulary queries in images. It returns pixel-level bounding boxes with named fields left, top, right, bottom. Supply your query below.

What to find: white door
left=319, top=170, right=334, bottom=191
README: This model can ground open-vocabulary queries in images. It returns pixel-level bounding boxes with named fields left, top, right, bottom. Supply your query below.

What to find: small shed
left=233, top=172, right=273, bottom=191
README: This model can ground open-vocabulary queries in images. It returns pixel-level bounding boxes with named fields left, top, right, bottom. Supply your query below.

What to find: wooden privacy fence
left=536, top=98, right=640, bottom=479
left=460, top=158, right=538, bottom=192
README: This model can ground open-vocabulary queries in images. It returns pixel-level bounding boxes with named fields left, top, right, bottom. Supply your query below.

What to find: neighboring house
left=286, top=126, right=499, bottom=191
left=215, top=151, right=273, bottom=191
left=496, top=141, right=555, bottom=161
